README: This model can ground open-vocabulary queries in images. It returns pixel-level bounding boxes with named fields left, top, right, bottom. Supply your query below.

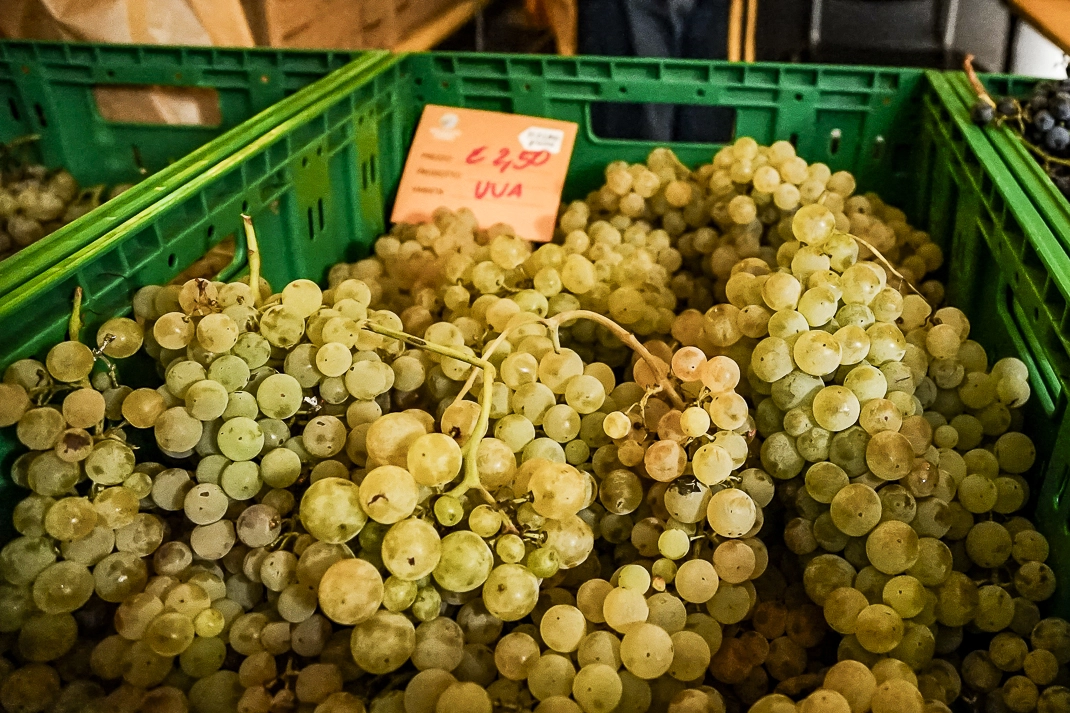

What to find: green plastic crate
left=0, top=40, right=390, bottom=297
left=942, top=72, right=1070, bottom=257
left=3, top=53, right=1070, bottom=611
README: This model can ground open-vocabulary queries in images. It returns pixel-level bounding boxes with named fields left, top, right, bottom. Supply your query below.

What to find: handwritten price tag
left=390, top=105, right=578, bottom=243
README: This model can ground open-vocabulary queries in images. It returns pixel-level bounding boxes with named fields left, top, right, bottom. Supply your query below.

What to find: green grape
left=434, top=531, right=493, bottom=593
left=300, top=477, right=366, bottom=544
left=382, top=518, right=442, bottom=581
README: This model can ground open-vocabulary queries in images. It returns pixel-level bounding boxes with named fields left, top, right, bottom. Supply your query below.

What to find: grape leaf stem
left=544, top=309, right=686, bottom=409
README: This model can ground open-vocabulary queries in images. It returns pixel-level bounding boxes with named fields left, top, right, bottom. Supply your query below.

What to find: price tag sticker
left=390, top=105, right=578, bottom=243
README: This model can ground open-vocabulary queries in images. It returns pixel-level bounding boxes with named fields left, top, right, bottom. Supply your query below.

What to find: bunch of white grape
left=0, top=149, right=130, bottom=260
left=1, top=136, right=1070, bottom=713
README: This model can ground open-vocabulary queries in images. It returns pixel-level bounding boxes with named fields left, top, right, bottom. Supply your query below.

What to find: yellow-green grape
left=882, top=575, right=926, bottom=618
left=793, top=204, right=836, bottom=245
left=482, top=564, right=539, bottom=621
left=679, top=407, right=711, bottom=438
left=256, top=373, right=304, bottom=419
left=602, top=411, right=632, bottom=440
left=31, top=560, right=93, bottom=614
left=965, top=520, right=1012, bottom=568
left=830, top=483, right=881, bottom=537
left=359, top=465, right=419, bottom=524
left=433, top=531, right=493, bottom=593
left=317, top=559, right=382, bottom=625
left=528, top=547, right=560, bottom=579
left=699, top=355, right=741, bottom=394
left=752, top=337, right=794, bottom=382
left=674, top=560, right=719, bottom=605
left=1023, top=649, right=1059, bottom=685
left=121, top=388, right=167, bottom=429
left=658, top=529, right=691, bottom=561
left=528, top=461, right=586, bottom=519
left=405, top=433, right=463, bottom=489
left=794, top=330, right=842, bottom=376
left=866, top=521, right=919, bottom=574
left=823, top=587, right=869, bottom=635
left=300, top=477, right=366, bottom=544
left=434, top=496, right=464, bottom=527
left=17, top=407, right=65, bottom=450
left=382, top=518, right=442, bottom=581
left=0, top=383, right=31, bottom=428
left=496, top=534, right=526, bottom=564
left=348, top=610, right=415, bottom=675
left=543, top=515, right=594, bottom=568
left=855, top=604, right=904, bottom=654
left=706, top=488, right=756, bottom=538
left=154, top=312, right=195, bottom=351
left=812, top=386, right=861, bottom=432
left=692, top=444, right=732, bottom=487
left=302, top=415, right=347, bottom=458
left=620, top=623, right=674, bottom=679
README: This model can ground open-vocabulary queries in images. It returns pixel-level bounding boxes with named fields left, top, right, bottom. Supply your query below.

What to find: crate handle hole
left=168, top=254, right=177, bottom=267
left=33, top=103, right=47, bottom=128
left=872, top=136, right=886, bottom=161
left=94, top=86, right=221, bottom=126
left=829, top=128, right=842, bottom=155
left=8, top=98, right=20, bottom=121
left=241, top=201, right=249, bottom=213
left=361, top=161, right=369, bottom=191
left=302, top=157, right=309, bottom=168
left=794, top=93, right=803, bottom=101
left=207, top=225, right=215, bottom=239
left=317, top=145, right=323, bottom=156
left=588, top=102, right=736, bottom=143
left=307, top=207, right=315, bottom=241
left=789, top=133, right=799, bottom=147
left=318, top=198, right=325, bottom=231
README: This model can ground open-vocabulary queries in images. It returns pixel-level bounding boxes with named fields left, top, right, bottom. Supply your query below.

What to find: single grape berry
left=996, top=98, right=1018, bottom=117
left=971, top=101, right=995, bottom=126
left=1034, top=110, right=1056, bottom=133
left=1049, top=93, right=1070, bottom=120
left=1045, top=126, right=1070, bottom=152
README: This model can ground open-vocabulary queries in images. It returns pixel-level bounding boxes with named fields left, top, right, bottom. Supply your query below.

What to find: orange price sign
left=390, top=105, right=578, bottom=243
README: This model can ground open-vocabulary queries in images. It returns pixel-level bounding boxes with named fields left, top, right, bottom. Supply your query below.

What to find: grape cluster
left=0, top=140, right=129, bottom=261
left=970, top=71, right=1070, bottom=200
left=0, top=137, right=1067, bottom=713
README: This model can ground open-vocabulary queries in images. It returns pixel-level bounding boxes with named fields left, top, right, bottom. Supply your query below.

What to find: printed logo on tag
left=430, top=112, right=461, bottom=141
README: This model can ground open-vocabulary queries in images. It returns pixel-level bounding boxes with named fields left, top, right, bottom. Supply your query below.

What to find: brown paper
left=0, top=0, right=254, bottom=124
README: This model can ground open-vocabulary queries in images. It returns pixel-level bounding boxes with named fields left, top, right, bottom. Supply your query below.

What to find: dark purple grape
left=1035, top=110, right=1056, bottom=132
left=1045, top=126, right=1070, bottom=151
left=997, top=98, right=1018, bottom=117
left=1050, top=93, right=1070, bottom=120
left=1030, top=94, right=1049, bottom=111
left=972, top=101, right=996, bottom=126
